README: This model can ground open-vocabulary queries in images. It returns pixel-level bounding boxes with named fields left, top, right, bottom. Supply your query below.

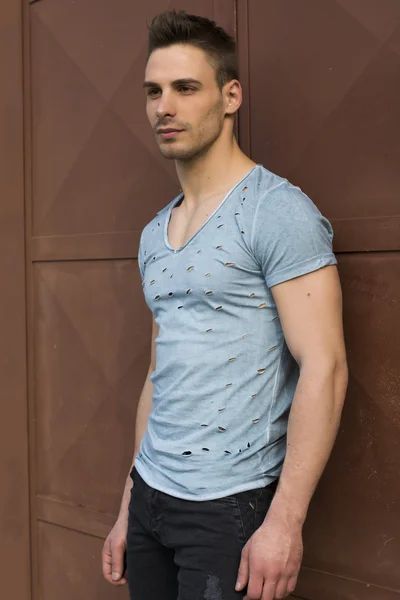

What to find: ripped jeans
left=126, top=467, right=277, bottom=600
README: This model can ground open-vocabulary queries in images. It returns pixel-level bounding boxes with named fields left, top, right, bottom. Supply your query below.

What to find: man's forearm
left=268, top=359, right=348, bottom=525
left=117, top=368, right=154, bottom=522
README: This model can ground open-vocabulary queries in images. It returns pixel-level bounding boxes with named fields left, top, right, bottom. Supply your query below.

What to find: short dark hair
left=148, top=10, right=238, bottom=89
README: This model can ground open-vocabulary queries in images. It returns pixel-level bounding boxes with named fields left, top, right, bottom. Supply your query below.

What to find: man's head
left=144, top=10, right=241, bottom=161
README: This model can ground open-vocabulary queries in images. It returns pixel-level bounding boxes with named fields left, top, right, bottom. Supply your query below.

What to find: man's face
left=144, top=44, right=227, bottom=161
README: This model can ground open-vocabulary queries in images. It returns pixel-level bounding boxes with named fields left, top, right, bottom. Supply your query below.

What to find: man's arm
left=236, top=265, right=348, bottom=600
left=270, top=264, right=348, bottom=522
left=116, top=316, right=158, bottom=522
left=102, top=317, right=158, bottom=586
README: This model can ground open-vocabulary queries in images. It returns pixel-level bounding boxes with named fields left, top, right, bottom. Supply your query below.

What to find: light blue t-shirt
left=134, top=165, right=337, bottom=500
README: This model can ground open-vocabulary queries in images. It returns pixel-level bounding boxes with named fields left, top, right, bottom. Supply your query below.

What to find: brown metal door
left=19, top=1, right=400, bottom=599
left=25, top=2, right=235, bottom=599
left=237, top=1, right=400, bottom=598
left=0, top=1, right=31, bottom=599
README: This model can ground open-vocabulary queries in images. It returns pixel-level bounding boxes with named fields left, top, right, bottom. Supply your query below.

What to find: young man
left=102, top=10, right=348, bottom=600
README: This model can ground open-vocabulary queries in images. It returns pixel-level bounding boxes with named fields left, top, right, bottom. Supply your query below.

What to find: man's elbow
left=333, top=356, right=349, bottom=409
left=299, top=352, right=348, bottom=406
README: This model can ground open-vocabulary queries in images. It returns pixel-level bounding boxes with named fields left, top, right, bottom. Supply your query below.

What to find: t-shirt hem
left=266, top=253, right=337, bottom=288
left=134, top=458, right=278, bottom=502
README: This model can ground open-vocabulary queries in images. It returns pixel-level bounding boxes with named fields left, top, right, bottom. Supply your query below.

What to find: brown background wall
left=238, top=2, right=400, bottom=599
left=0, top=1, right=31, bottom=599
left=0, top=1, right=399, bottom=599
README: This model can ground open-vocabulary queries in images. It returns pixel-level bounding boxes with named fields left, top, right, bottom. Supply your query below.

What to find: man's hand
left=235, top=506, right=303, bottom=599
left=102, top=517, right=129, bottom=586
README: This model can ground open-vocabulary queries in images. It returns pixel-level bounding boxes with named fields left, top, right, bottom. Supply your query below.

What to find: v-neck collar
left=164, top=165, right=259, bottom=253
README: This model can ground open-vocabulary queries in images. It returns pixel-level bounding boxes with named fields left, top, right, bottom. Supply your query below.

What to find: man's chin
left=158, top=145, right=194, bottom=161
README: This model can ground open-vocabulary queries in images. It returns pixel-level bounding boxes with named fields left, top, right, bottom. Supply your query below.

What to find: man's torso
left=134, top=164, right=336, bottom=500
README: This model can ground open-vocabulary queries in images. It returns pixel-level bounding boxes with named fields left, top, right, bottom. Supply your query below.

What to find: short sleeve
left=251, top=184, right=337, bottom=288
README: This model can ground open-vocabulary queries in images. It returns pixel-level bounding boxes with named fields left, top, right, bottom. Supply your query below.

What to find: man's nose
left=156, top=93, right=176, bottom=119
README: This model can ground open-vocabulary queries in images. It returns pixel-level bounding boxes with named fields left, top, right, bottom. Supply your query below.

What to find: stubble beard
left=157, top=97, right=225, bottom=162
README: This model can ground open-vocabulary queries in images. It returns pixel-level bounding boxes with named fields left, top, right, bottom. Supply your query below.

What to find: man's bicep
left=270, top=265, right=346, bottom=369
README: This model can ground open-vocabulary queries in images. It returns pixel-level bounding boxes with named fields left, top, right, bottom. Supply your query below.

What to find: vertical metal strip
left=236, top=0, right=251, bottom=157
left=21, top=0, right=37, bottom=598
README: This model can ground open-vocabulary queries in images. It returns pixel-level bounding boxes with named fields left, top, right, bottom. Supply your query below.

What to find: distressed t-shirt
left=134, top=164, right=337, bottom=500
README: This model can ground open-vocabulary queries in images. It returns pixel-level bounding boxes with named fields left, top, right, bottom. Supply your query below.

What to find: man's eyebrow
left=143, top=78, right=204, bottom=88
left=173, top=78, right=203, bottom=87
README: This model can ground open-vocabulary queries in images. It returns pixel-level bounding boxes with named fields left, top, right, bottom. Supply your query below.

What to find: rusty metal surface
left=243, top=0, right=400, bottom=222
left=38, top=522, right=128, bottom=599
left=296, top=566, right=400, bottom=600
left=1, top=0, right=395, bottom=598
left=25, top=1, right=235, bottom=599
left=297, top=253, right=400, bottom=597
left=241, top=1, right=400, bottom=597
left=33, top=260, right=150, bottom=514
left=0, top=1, right=31, bottom=599
left=29, top=0, right=234, bottom=239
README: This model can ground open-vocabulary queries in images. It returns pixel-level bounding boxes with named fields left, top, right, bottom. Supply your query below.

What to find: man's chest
left=167, top=198, right=227, bottom=251
left=142, top=227, right=266, bottom=319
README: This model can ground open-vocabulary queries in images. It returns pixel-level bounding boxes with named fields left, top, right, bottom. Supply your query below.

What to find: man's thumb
left=111, top=541, right=124, bottom=581
left=236, top=545, right=249, bottom=591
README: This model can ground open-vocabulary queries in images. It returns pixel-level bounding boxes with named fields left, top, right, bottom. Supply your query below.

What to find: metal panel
left=33, top=260, right=149, bottom=514
left=330, top=216, right=400, bottom=253
left=297, top=566, right=400, bottom=600
left=0, top=1, right=31, bottom=599
left=20, top=1, right=400, bottom=599
left=242, top=0, right=400, bottom=221
left=25, top=2, right=235, bottom=599
left=29, top=6, right=179, bottom=237
left=38, top=522, right=125, bottom=600
left=297, top=253, right=400, bottom=596
left=240, top=1, right=400, bottom=598
left=29, top=0, right=235, bottom=239
left=31, top=231, right=141, bottom=262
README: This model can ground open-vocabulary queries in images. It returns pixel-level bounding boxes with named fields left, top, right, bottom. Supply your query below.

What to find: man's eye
left=148, top=89, right=161, bottom=97
left=178, top=86, right=194, bottom=93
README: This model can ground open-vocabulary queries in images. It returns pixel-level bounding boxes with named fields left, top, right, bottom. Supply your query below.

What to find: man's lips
left=157, top=128, right=184, bottom=139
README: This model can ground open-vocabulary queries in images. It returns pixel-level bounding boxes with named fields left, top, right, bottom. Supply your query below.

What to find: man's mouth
left=157, top=128, right=184, bottom=139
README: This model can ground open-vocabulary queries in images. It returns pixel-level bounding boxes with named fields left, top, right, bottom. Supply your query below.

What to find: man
left=102, top=9, right=348, bottom=600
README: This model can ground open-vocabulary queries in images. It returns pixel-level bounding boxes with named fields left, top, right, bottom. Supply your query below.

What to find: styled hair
left=148, top=10, right=238, bottom=88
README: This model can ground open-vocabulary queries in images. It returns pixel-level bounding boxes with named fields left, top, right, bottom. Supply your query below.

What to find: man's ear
left=225, top=80, right=242, bottom=115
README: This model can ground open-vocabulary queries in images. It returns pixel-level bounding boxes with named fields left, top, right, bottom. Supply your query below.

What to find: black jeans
left=126, top=467, right=277, bottom=600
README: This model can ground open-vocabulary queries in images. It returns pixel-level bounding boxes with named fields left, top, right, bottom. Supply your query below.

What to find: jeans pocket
left=212, top=495, right=240, bottom=507
left=238, top=505, right=253, bottom=542
left=234, top=490, right=262, bottom=542
left=236, top=483, right=278, bottom=542
left=254, top=482, right=277, bottom=530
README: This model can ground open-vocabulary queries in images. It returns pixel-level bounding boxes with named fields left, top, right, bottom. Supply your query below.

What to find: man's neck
left=175, top=137, right=256, bottom=211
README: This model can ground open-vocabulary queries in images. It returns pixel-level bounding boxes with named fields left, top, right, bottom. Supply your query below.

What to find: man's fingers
left=102, top=537, right=127, bottom=586
left=112, top=575, right=128, bottom=586
left=259, top=579, right=276, bottom=600
left=101, top=538, right=113, bottom=582
left=245, top=570, right=264, bottom=600
left=274, top=576, right=290, bottom=599
left=287, top=574, right=298, bottom=596
left=111, top=539, right=126, bottom=581
left=235, top=544, right=250, bottom=591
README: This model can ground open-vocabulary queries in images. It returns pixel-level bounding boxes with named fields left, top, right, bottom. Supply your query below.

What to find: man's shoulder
left=254, top=164, right=288, bottom=188
left=254, top=165, right=299, bottom=201
left=252, top=166, right=321, bottom=217
left=244, top=165, right=292, bottom=207
left=239, top=166, right=327, bottom=250
left=238, top=165, right=292, bottom=224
